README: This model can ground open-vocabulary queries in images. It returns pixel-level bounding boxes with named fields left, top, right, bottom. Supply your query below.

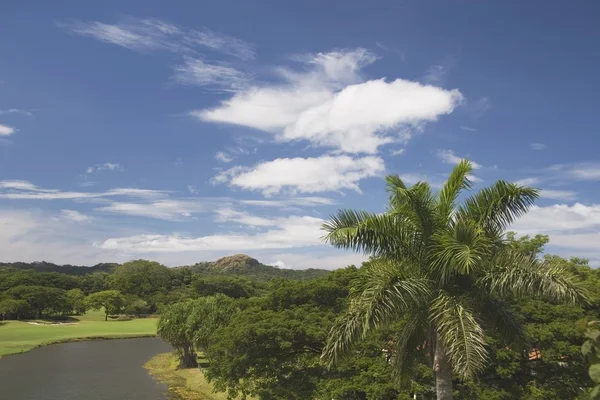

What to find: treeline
left=156, top=235, right=600, bottom=400
left=0, top=255, right=326, bottom=321
left=2, top=238, right=600, bottom=398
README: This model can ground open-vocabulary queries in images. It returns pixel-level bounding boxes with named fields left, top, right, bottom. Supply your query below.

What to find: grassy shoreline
left=0, top=334, right=158, bottom=358
left=144, top=352, right=230, bottom=400
left=0, top=310, right=158, bottom=357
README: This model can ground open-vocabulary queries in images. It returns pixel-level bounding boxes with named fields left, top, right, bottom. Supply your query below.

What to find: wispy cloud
left=459, top=126, right=476, bottom=132
left=85, top=162, right=123, bottom=175
left=98, top=213, right=324, bottom=253
left=548, top=162, right=600, bottom=182
left=96, top=199, right=208, bottom=221
left=422, top=56, right=458, bottom=85
left=530, top=143, right=547, bottom=150
left=187, top=185, right=199, bottom=194
left=540, top=189, right=577, bottom=201
left=390, top=148, right=405, bottom=156
left=59, top=17, right=254, bottom=60
left=0, top=109, right=34, bottom=118
left=183, top=27, right=256, bottom=60
left=0, top=124, right=16, bottom=136
left=194, top=48, right=463, bottom=154
left=214, top=151, right=234, bottom=163
left=213, top=155, right=384, bottom=196
left=436, top=149, right=482, bottom=169
left=60, top=209, right=92, bottom=223
left=375, top=42, right=407, bottom=63
left=466, top=97, right=491, bottom=120
left=0, top=179, right=167, bottom=200
left=172, top=58, right=249, bottom=91
left=514, top=177, right=540, bottom=186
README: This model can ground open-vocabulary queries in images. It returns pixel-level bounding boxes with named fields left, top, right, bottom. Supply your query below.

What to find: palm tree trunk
left=434, top=337, right=453, bottom=400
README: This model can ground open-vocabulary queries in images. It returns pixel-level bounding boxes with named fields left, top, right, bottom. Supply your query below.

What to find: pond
left=0, top=337, right=171, bottom=400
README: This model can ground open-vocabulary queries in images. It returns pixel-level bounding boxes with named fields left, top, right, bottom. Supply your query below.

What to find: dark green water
left=0, top=337, right=171, bottom=400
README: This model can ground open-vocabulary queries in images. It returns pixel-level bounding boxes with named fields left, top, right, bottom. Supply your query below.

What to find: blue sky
left=1, top=1, right=600, bottom=268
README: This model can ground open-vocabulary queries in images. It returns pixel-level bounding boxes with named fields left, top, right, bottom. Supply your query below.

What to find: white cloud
left=399, top=173, right=444, bottom=188
left=265, top=251, right=367, bottom=270
left=216, top=208, right=277, bottom=227
left=459, top=126, right=476, bottom=132
left=187, top=185, right=199, bottom=194
left=239, top=197, right=335, bottom=207
left=437, top=149, right=482, bottom=169
left=551, top=162, right=600, bottom=181
left=96, top=199, right=208, bottom=221
left=60, top=17, right=254, bottom=59
left=0, top=109, right=34, bottom=117
left=194, top=48, right=463, bottom=154
left=213, top=155, right=384, bottom=195
left=60, top=209, right=91, bottom=223
left=98, top=214, right=325, bottom=253
left=0, top=124, right=16, bottom=136
left=390, top=148, right=405, bottom=156
left=0, top=208, right=121, bottom=265
left=85, top=162, right=123, bottom=175
left=183, top=27, right=255, bottom=60
left=539, top=189, right=577, bottom=201
left=215, top=151, right=234, bottom=163
left=530, top=143, right=546, bottom=150
left=514, top=177, right=540, bottom=186
left=0, top=180, right=167, bottom=200
left=466, top=174, right=482, bottom=183
left=511, top=203, right=600, bottom=235
left=509, top=203, right=600, bottom=260
left=172, top=58, right=249, bottom=91
left=270, top=260, right=287, bottom=268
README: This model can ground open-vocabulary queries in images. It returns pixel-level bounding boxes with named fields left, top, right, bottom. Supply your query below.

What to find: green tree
left=321, top=160, right=587, bottom=400
left=157, top=295, right=238, bottom=369
left=583, top=321, right=600, bottom=399
left=86, top=290, right=125, bottom=321
left=123, top=295, right=150, bottom=317
left=111, top=260, right=170, bottom=308
left=0, top=298, right=27, bottom=320
left=192, top=276, right=257, bottom=299
left=6, top=285, right=68, bottom=318
left=157, top=300, right=198, bottom=368
left=65, top=288, right=87, bottom=315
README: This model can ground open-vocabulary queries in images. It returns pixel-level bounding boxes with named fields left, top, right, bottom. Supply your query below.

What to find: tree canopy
left=321, top=160, right=587, bottom=400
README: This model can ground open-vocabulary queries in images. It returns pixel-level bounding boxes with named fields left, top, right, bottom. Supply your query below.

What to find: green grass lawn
left=0, top=310, right=158, bottom=356
left=144, top=352, right=255, bottom=400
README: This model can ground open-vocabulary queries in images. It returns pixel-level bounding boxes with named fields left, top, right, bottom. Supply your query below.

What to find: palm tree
left=321, top=160, right=587, bottom=400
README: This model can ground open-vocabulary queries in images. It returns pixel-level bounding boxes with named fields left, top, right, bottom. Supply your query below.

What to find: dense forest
left=1, top=236, right=599, bottom=399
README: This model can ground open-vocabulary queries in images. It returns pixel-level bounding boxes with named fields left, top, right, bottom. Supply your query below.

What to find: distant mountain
left=185, top=254, right=330, bottom=281
left=0, top=261, right=117, bottom=275
left=0, top=255, right=332, bottom=281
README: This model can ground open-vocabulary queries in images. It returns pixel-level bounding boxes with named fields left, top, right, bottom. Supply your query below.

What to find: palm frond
left=387, top=181, right=437, bottom=238
left=321, top=210, right=423, bottom=261
left=322, top=259, right=431, bottom=365
left=386, top=173, right=408, bottom=192
left=430, top=292, right=488, bottom=379
left=459, top=181, right=539, bottom=235
left=474, top=294, right=526, bottom=346
left=437, top=159, right=473, bottom=222
left=388, top=310, right=430, bottom=383
left=477, top=250, right=589, bottom=305
left=430, top=219, right=492, bottom=283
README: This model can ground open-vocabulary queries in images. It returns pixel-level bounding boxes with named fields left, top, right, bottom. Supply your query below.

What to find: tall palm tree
left=321, top=160, right=587, bottom=400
